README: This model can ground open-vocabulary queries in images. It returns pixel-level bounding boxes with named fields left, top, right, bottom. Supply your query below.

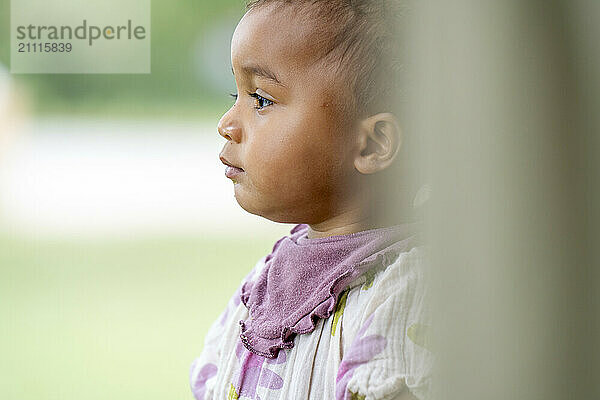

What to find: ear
left=354, top=112, right=402, bottom=174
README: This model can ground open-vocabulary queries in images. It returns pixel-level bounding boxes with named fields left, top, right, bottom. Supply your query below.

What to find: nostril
left=217, top=121, right=241, bottom=143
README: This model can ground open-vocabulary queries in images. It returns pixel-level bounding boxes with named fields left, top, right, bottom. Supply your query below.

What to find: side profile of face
left=218, top=4, right=363, bottom=224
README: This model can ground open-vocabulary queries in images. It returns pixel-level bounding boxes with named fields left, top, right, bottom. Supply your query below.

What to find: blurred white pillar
left=406, top=1, right=599, bottom=399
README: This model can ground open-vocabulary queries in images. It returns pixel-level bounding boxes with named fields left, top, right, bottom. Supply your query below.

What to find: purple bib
left=239, top=222, right=421, bottom=358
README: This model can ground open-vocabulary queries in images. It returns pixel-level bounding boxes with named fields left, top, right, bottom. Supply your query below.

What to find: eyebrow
left=231, top=64, right=286, bottom=88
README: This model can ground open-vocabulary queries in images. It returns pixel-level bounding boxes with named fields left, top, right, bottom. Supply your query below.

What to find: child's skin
left=218, top=3, right=402, bottom=239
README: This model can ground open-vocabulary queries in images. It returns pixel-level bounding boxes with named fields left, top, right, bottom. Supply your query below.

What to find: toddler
left=190, top=1, right=432, bottom=399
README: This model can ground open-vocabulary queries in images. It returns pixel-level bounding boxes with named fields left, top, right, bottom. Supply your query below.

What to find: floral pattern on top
left=350, top=392, right=366, bottom=400
left=335, top=313, right=387, bottom=400
left=231, top=340, right=287, bottom=399
left=189, top=246, right=430, bottom=400
left=331, top=289, right=349, bottom=337
left=407, top=323, right=431, bottom=351
left=361, top=268, right=377, bottom=291
left=191, top=361, right=218, bottom=400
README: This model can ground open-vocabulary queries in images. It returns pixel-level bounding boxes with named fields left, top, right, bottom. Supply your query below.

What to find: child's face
left=218, top=4, right=361, bottom=224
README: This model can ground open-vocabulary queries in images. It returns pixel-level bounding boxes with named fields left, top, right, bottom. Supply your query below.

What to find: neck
left=305, top=180, right=416, bottom=239
left=306, top=207, right=387, bottom=239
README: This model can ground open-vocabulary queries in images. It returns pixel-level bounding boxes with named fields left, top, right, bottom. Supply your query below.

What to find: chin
left=233, top=189, right=304, bottom=224
left=233, top=187, right=266, bottom=219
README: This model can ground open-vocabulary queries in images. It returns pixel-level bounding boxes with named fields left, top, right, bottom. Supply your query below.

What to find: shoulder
left=362, top=245, right=427, bottom=310
left=342, top=246, right=429, bottom=333
left=337, top=246, right=434, bottom=400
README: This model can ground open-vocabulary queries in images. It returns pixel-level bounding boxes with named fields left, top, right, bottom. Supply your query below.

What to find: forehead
left=231, top=4, right=336, bottom=85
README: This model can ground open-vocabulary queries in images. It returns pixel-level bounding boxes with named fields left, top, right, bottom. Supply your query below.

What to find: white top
left=190, top=246, right=433, bottom=400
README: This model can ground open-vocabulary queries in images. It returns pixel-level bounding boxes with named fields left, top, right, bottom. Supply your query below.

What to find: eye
left=247, top=92, right=274, bottom=110
left=229, top=93, right=238, bottom=102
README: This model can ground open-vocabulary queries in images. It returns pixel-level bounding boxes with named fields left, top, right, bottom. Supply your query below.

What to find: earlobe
left=354, top=112, right=402, bottom=174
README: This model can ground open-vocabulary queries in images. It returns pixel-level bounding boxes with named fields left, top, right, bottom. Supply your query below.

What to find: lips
left=219, top=155, right=245, bottom=179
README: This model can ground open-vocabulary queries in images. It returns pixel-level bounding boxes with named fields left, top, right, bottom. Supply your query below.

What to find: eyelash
left=229, top=92, right=274, bottom=110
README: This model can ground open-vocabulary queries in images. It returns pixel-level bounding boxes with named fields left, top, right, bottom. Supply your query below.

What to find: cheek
left=245, top=115, right=349, bottom=195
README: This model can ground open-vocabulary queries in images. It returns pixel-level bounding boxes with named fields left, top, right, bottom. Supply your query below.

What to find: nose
left=217, top=107, right=242, bottom=143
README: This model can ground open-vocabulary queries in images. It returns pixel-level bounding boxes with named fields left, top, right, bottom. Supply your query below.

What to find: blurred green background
left=0, top=0, right=293, bottom=399
left=0, top=0, right=244, bottom=119
left=0, top=234, right=277, bottom=400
